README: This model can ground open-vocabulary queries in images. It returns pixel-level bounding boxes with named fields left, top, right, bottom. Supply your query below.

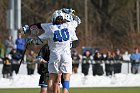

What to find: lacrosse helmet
left=52, top=10, right=65, bottom=24
left=61, top=8, right=75, bottom=22
left=61, top=8, right=75, bottom=14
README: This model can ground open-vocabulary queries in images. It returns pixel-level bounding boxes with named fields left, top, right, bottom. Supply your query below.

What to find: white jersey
left=38, top=21, right=78, bottom=73
left=39, top=21, right=78, bottom=53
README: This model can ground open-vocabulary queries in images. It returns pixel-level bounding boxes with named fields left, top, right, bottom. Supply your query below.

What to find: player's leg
left=60, top=51, right=72, bottom=93
left=48, top=72, right=61, bottom=93
left=48, top=73, right=59, bottom=93
left=40, top=87, right=47, bottom=93
left=48, top=74, right=61, bottom=93
left=39, top=83, right=47, bottom=93
left=39, top=75, right=48, bottom=93
left=57, top=82, right=61, bottom=93
left=62, top=73, right=71, bottom=93
left=54, top=73, right=61, bottom=93
left=48, top=53, right=61, bottom=93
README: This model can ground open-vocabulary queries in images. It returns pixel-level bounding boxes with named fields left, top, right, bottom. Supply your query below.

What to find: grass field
left=0, top=87, right=140, bottom=93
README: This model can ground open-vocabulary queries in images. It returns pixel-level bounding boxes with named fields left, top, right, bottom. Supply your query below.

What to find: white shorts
left=48, top=50, right=72, bottom=74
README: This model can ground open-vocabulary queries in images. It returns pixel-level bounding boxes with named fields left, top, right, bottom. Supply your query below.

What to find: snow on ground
left=0, top=63, right=140, bottom=88
left=70, top=73, right=140, bottom=87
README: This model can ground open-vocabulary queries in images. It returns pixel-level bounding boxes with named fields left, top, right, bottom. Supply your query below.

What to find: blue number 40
left=53, top=28, right=69, bottom=42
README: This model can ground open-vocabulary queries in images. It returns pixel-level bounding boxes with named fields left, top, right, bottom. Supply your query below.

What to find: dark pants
left=16, top=49, right=24, bottom=56
left=39, top=74, right=49, bottom=87
left=82, top=63, right=90, bottom=76
left=12, top=64, right=20, bottom=74
left=131, top=64, right=140, bottom=74
left=114, top=63, right=122, bottom=74
left=27, top=68, right=35, bottom=75
left=92, top=64, right=104, bottom=76
left=72, top=63, right=79, bottom=73
left=2, top=65, right=12, bottom=78
left=105, top=64, right=114, bottom=76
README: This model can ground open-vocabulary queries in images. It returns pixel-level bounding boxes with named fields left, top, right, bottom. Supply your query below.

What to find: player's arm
left=61, top=8, right=81, bottom=27
left=39, top=58, right=48, bottom=63
left=73, top=15, right=81, bottom=25
left=36, top=55, right=48, bottom=63
left=41, top=59, right=47, bottom=63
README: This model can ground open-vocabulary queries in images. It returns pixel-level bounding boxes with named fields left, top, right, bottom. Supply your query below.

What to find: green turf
left=0, top=87, right=140, bottom=93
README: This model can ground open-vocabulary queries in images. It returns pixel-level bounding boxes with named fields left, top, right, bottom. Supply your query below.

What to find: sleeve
left=38, top=33, right=49, bottom=40
left=70, top=30, right=78, bottom=41
left=68, top=21, right=78, bottom=29
left=38, top=23, right=52, bottom=40
left=73, top=15, right=81, bottom=25
left=22, top=38, right=25, bottom=45
left=41, top=23, right=51, bottom=31
left=15, top=39, right=18, bottom=45
left=66, top=21, right=78, bottom=42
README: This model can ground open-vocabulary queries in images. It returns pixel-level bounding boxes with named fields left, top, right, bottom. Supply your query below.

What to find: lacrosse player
left=23, top=8, right=81, bottom=93
left=37, top=44, right=61, bottom=93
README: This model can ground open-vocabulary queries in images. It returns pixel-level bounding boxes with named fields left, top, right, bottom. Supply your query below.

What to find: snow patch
left=0, top=64, right=140, bottom=88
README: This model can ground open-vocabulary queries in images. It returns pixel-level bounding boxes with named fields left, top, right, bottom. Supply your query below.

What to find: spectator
left=122, top=51, right=130, bottom=61
left=71, top=49, right=80, bottom=73
left=2, top=54, right=12, bottom=78
left=114, top=49, right=123, bottom=74
left=122, top=51, right=131, bottom=73
left=15, top=33, right=25, bottom=56
left=82, top=50, right=93, bottom=76
left=4, top=35, right=15, bottom=55
left=130, top=47, right=140, bottom=74
left=92, top=51, right=104, bottom=76
left=105, top=50, right=114, bottom=76
left=10, top=48, right=21, bottom=74
left=102, top=52, right=107, bottom=62
left=26, top=50, right=36, bottom=75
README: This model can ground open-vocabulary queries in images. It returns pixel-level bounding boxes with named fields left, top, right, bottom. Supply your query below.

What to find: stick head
left=21, top=25, right=41, bottom=37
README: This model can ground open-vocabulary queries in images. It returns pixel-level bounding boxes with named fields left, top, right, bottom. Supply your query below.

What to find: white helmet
left=64, top=13, right=74, bottom=22
left=61, top=8, right=75, bottom=14
left=52, top=10, right=65, bottom=23
left=61, top=8, right=75, bottom=22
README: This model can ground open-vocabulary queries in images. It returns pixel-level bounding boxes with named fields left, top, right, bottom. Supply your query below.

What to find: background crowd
left=0, top=33, right=140, bottom=79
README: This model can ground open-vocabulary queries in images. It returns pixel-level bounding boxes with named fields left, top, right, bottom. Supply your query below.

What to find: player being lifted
left=23, top=8, right=81, bottom=93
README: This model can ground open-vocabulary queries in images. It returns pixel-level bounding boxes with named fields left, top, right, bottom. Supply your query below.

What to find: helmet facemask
left=53, top=16, right=64, bottom=25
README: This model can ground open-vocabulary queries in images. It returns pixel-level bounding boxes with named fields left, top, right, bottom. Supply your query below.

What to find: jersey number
left=53, top=28, right=69, bottom=42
